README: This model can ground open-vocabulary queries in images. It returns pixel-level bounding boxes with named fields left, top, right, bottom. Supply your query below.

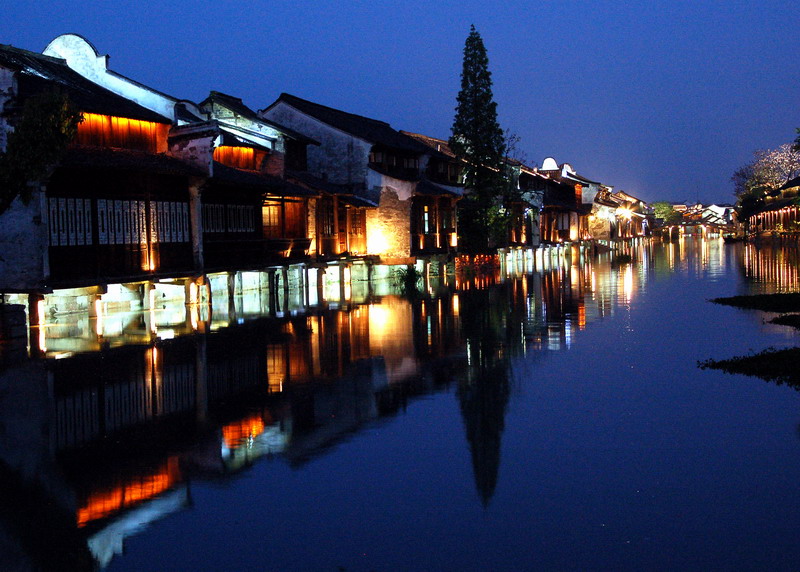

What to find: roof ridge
left=280, top=92, right=393, bottom=128
left=0, top=43, right=68, bottom=65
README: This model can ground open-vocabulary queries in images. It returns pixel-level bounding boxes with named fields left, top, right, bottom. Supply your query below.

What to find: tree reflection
left=456, top=287, right=512, bottom=507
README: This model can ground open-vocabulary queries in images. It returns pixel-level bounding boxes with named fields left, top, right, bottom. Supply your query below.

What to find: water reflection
left=741, top=242, right=800, bottom=293
left=0, top=237, right=761, bottom=569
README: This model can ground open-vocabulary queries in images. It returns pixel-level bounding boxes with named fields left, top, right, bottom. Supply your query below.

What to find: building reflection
left=0, top=238, right=717, bottom=569
left=741, top=243, right=800, bottom=293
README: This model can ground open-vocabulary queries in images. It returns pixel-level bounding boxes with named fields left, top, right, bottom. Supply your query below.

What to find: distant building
left=747, top=177, right=800, bottom=235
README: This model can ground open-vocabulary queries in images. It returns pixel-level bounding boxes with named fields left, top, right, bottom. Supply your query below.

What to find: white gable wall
left=43, top=34, right=177, bottom=121
left=262, top=102, right=371, bottom=186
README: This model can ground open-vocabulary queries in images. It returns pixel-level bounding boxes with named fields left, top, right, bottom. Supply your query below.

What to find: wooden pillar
left=27, top=293, right=45, bottom=357
left=333, top=197, right=340, bottom=254
left=227, top=271, right=237, bottom=320
left=267, top=269, right=278, bottom=315
left=188, top=177, right=205, bottom=271
left=282, top=266, right=290, bottom=314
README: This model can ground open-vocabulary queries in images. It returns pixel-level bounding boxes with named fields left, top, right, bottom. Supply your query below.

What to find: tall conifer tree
left=450, top=25, right=506, bottom=252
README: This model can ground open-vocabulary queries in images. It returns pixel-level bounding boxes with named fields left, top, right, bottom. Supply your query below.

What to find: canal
left=2, top=238, right=800, bottom=571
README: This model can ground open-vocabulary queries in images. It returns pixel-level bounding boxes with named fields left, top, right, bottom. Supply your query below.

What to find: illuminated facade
left=261, top=94, right=462, bottom=263
left=747, top=177, right=800, bottom=238
left=0, top=36, right=320, bottom=296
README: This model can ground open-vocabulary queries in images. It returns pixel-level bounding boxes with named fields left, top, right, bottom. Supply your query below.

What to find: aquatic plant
left=699, top=347, right=800, bottom=388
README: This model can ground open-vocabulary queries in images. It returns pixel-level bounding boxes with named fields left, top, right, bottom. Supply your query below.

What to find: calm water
left=3, top=238, right=800, bottom=571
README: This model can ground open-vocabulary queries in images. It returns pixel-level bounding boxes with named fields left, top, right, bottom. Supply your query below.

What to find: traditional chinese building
left=746, top=178, right=800, bottom=236
left=261, top=94, right=462, bottom=263
left=611, top=190, right=651, bottom=238
left=0, top=39, right=201, bottom=290
left=0, top=35, right=320, bottom=302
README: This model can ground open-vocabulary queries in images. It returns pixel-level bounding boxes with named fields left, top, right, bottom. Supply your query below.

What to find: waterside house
left=261, top=94, right=463, bottom=264
left=0, top=35, right=319, bottom=299
left=611, top=190, right=651, bottom=238
left=538, top=157, right=591, bottom=243
left=746, top=177, right=800, bottom=237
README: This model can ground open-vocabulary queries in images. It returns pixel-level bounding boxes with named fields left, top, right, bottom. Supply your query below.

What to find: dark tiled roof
left=753, top=196, right=800, bottom=215
left=212, top=162, right=316, bottom=197
left=287, top=170, right=376, bottom=206
left=0, top=43, right=171, bottom=123
left=287, top=170, right=351, bottom=195
left=339, top=194, right=378, bottom=208
left=779, top=177, right=800, bottom=191
left=563, top=171, right=600, bottom=186
left=273, top=93, right=431, bottom=154
left=415, top=179, right=460, bottom=197
left=60, top=146, right=205, bottom=176
left=175, top=103, right=204, bottom=123
left=400, top=131, right=455, bottom=159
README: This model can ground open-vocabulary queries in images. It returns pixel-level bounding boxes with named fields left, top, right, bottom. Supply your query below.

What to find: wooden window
left=350, top=208, right=364, bottom=237
left=284, top=200, right=305, bottom=238
left=262, top=202, right=281, bottom=238
left=97, top=199, right=107, bottom=245
left=66, top=199, right=76, bottom=245
left=149, top=202, right=159, bottom=243
left=122, top=201, right=131, bottom=244
left=114, top=201, right=123, bottom=244
left=48, top=199, right=59, bottom=246
left=319, top=197, right=335, bottom=237
left=84, top=200, right=93, bottom=245
left=75, top=199, right=85, bottom=246
left=58, top=198, right=67, bottom=245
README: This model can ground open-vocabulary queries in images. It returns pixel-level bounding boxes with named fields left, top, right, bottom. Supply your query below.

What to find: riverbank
left=700, top=293, right=800, bottom=384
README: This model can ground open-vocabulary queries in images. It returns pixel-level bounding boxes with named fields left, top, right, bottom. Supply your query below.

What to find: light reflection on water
left=2, top=238, right=800, bottom=571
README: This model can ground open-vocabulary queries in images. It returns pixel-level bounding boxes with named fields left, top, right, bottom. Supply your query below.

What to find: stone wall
left=588, top=216, right=611, bottom=240
left=0, top=188, right=47, bottom=291
left=168, top=134, right=213, bottom=174
left=307, top=197, right=318, bottom=254
left=367, top=187, right=411, bottom=260
left=0, top=64, right=14, bottom=153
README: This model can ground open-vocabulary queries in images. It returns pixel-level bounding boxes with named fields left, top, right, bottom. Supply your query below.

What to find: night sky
left=2, top=0, right=797, bottom=204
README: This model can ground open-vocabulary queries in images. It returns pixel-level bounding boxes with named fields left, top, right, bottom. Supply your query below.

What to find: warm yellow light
left=618, top=208, right=632, bottom=219
left=76, top=457, right=180, bottom=527
left=36, top=299, right=46, bottom=352
left=95, top=297, right=104, bottom=337
left=222, top=414, right=266, bottom=449
left=623, top=264, right=633, bottom=302
left=367, top=228, right=389, bottom=255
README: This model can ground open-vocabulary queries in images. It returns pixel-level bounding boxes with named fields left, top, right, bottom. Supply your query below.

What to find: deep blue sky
left=2, top=0, right=798, bottom=204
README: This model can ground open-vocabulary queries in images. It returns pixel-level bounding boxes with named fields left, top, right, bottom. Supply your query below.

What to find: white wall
left=43, top=34, right=177, bottom=121
left=262, top=102, right=371, bottom=186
